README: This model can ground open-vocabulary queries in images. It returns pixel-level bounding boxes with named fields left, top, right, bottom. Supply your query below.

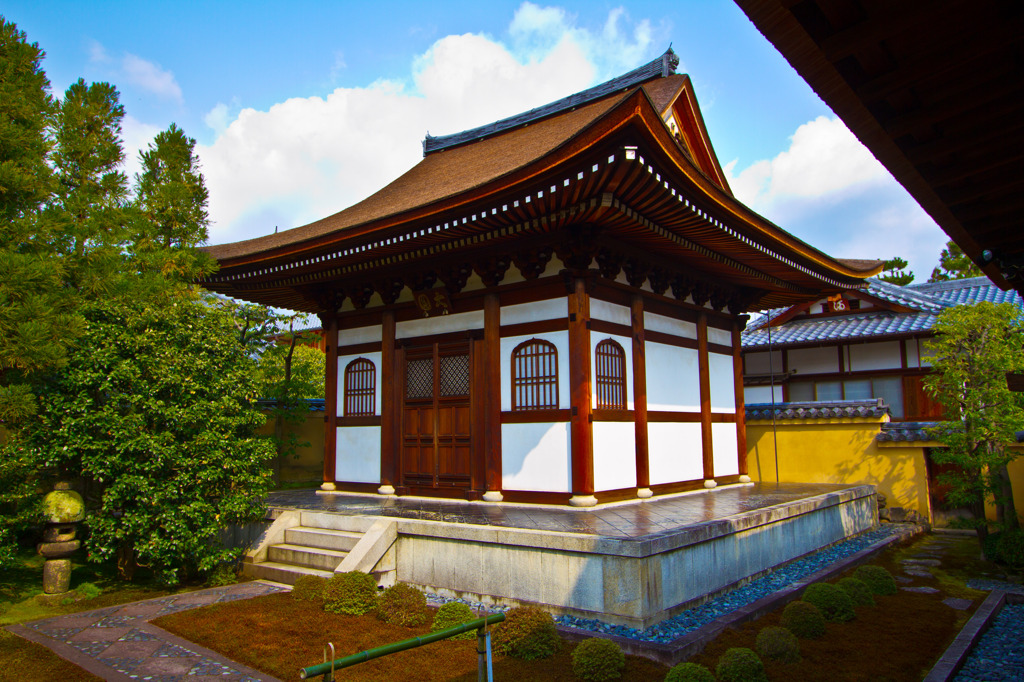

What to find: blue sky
left=5, top=1, right=949, bottom=282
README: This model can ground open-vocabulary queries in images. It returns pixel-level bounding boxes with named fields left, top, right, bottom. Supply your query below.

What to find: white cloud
left=203, top=102, right=231, bottom=134
left=120, top=115, right=162, bottom=182
left=121, top=53, right=183, bottom=102
left=88, top=40, right=110, bottom=64
left=199, top=5, right=656, bottom=245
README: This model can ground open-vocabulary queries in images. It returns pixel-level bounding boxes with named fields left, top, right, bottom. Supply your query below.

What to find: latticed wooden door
left=401, top=340, right=472, bottom=490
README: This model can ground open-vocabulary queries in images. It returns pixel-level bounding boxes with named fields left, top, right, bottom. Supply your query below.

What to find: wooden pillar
left=568, top=276, right=595, bottom=506
left=631, top=294, right=651, bottom=497
left=320, top=312, right=339, bottom=491
left=698, top=312, right=715, bottom=488
left=733, top=321, right=749, bottom=481
left=378, top=309, right=398, bottom=495
left=482, top=293, right=503, bottom=501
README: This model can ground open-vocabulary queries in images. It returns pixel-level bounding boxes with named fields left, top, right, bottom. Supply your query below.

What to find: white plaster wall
left=335, top=426, right=381, bottom=483
left=591, top=333, right=634, bottom=409
left=500, top=331, right=569, bottom=411
left=501, top=422, right=571, bottom=492
left=711, top=422, right=739, bottom=477
left=397, top=309, right=484, bottom=339
left=906, top=339, right=920, bottom=368
left=646, top=342, right=700, bottom=412
left=590, top=299, right=631, bottom=326
left=648, top=423, right=704, bottom=484
left=708, top=326, right=732, bottom=347
left=338, top=324, right=382, bottom=346
left=337, top=351, right=382, bottom=415
left=592, top=422, right=637, bottom=491
left=849, top=341, right=902, bottom=371
left=745, top=385, right=783, bottom=403
left=502, top=298, right=567, bottom=325
left=644, top=312, right=697, bottom=339
left=788, top=346, right=839, bottom=374
left=744, top=350, right=782, bottom=375
left=708, top=353, right=736, bottom=413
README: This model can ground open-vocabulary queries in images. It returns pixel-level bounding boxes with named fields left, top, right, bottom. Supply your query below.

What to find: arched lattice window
left=344, top=358, right=376, bottom=416
left=511, top=339, right=558, bottom=410
left=595, top=339, right=626, bottom=409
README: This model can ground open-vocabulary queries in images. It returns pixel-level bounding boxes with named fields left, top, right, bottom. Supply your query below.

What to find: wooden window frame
left=344, top=357, right=376, bottom=417
left=595, top=338, right=627, bottom=410
left=511, top=338, right=559, bottom=411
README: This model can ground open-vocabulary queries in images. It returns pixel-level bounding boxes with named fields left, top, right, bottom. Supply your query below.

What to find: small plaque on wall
left=415, top=288, right=453, bottom=317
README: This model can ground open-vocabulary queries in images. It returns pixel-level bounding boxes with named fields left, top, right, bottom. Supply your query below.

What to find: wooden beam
left=320, top=312, right=340, bottom=490
left=631, top=294, right=650, bottom=495
left=568, top=277, right=594, bottom=500
left=379, top=309, right=397, bottom=493
left=483, top=293, right=502, bottom=499
left=698, top=312, right=714, bottom=483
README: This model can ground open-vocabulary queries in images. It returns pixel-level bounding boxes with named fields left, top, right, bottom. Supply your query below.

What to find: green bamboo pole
left=300, top=613, right=506, bottom=679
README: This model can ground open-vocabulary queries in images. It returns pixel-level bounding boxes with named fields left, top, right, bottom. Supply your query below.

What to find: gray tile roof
left=743, top=276, right=1022, bottom=348
left=876, top=422, right=938, bottom=442
left=745, top=399, right=889, bottom=420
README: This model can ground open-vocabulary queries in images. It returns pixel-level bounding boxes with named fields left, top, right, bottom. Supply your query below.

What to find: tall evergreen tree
left=929, top=240, right=983, bottom=282
left=877, top=256, right=914, bottom=286
left=134, top=123, right=210, bottom=249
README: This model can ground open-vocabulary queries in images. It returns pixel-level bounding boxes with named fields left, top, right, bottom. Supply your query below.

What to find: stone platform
left=267, top=482, right=877, bottom=629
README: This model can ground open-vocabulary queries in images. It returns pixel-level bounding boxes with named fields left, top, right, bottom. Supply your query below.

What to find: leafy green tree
left=26, top=295, right=274, bottom=585
left=877, top=256, right=914, bottom=286
left=925, top=302, right=1024, bottom=548
left=134, top=123, right=210, bottom=249
left=929, top=240, right=983, bottom=282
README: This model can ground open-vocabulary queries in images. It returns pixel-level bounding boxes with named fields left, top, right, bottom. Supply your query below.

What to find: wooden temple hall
left=203, top=49, right=878, bottom=507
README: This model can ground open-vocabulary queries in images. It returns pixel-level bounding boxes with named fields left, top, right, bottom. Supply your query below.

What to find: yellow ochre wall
left=257, top=409, right=325, bottom=484
left=746, top=417, right=931, bottom=520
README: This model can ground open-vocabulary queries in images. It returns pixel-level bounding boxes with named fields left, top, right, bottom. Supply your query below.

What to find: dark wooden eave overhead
left=734, top=0, right=1024, bottom=296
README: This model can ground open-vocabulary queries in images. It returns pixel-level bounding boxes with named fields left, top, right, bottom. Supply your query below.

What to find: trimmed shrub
left=665, top=661, right=716, bottom=682
left=755, top=626, right=800, bottom=664
left=571, top=638, right=625, bottom=682
left=780, top=600, right=826, bottom=639
left=802, top=582, right=855, bottom=622
left=376, top=582, right=427, bottom=627
left=837, top=576, right=875, bottom=607
left=491, top=606, right=560, bottom=660
left=431, top=602, right=478, bottom=640
left=291, top=575, right=327, bottom=602
left=853, top=565, right=898, bottom=595
left=206, top=564, right=238, bottom=587
left=716, top=647, right=768, bottom=682
left=323, top=571, right=378, bottom=615
left=996, top=528, right=1024, bottom=569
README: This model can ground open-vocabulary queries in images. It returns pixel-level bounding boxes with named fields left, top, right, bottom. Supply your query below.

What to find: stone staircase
left=244, top=511, right=397, bottom=587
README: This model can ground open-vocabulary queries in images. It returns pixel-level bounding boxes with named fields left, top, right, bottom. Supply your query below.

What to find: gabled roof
left=743, top=276, right=1024, bottom=348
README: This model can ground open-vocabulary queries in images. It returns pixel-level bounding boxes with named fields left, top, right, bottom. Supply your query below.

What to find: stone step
left=243, top=561, right=332, bottom=586
left=285, top=526, right=362, bottom=552
left=300, top=511, right=378, bottom=533
left=268, top=543, right=347, bottom=571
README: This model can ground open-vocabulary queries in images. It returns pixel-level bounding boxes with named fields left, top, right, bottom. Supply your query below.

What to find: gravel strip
left=965, top=579, right=1024, bottom=595
left=426, top=525, right=904, bottom=643
left=952, top=602, right=1024, bottom=682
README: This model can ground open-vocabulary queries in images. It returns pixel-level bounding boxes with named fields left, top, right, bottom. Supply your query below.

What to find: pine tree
left=877, top=256, right=914, bottom=286
left=134, top=123, right=210, bottom=249
left=928, top=241, right=983, bottom=282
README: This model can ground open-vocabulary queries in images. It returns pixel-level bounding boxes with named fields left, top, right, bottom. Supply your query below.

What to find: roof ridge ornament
left=423, top=47, right=680, bottom=156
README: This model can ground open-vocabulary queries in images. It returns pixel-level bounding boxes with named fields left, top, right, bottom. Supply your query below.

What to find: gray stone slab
left=943, top=598, right=974, bottom=610
left=902, top=586, right=940, bottom=594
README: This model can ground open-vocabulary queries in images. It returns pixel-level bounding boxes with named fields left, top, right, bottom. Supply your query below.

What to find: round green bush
left=716, top=647, right=768, bottom=682
left=665, top=661, right=716, bottom=682
left=431, top=602, right=477, bottom=640
left=780, top=600, right=826, bottom=639
left=996, top=528, right=1024, bottom=569
left=853, top=565, right=897, bottom=596
left=376, top=582, right=427, bottom=627
left=291, top=575, right=327, bottom=601
left=491, top=606, right=560, bottom=660
left=322, top=571, right=378, bottom=616
left=571, top=637, right=625, bottom=682
left=837, top=576, right=875, bottom=607
left=802, top=582, right=855, bottom=622
left=754, top=626, right=800, bottom=664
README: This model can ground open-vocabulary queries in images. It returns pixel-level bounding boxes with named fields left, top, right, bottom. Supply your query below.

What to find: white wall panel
left=708, top=326, right=732, bottom=347
left=645, top=312, right=697, bottom=339
left=646, top=342, right=700, bottom=411
left=335, top=426, right=381, bottom=483
left=590, top=299, right=631, bottom=326
left=500, top=331, right=569, bottom=411
left=591, top=333, right=634, bottom=408
left=849, top=341, right=901, bottom=371
left=905, top=340, right=919, bottom=368
left=789, top=346, right=839, bottom=374
left=592, top=422, right=637, bottom=491
left=338, top=324, right=382, bottom=346
left=711, top=423, right=739, bottom=477
left=744, top=350, right=782, bottom=375
left=648, top=423, right=704, bottom=484
left=745, top=385, right=783, bottom=403
left=397, top=309, right=484, bottom=339
left=337, top=351, right=382, bottom=415
left=501, top=422, right=571, bottom=492
left=708, top=353, right=736, bottom=413
left=501, top=298, right=567, bottom=325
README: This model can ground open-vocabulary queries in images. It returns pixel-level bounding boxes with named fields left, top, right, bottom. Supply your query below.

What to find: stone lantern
left=38, top=482, right=84, bottom=596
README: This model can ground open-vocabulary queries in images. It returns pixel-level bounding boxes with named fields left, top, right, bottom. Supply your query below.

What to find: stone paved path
left=6, top=581, right=287, bottom=681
